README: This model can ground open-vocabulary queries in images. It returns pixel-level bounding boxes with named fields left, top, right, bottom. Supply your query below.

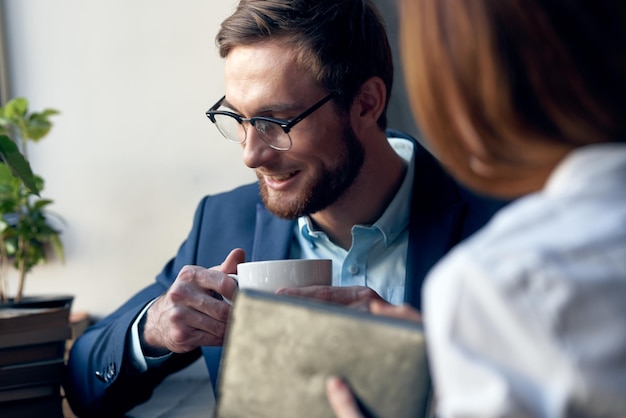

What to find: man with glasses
left=65, top=0, right=506, bottom=415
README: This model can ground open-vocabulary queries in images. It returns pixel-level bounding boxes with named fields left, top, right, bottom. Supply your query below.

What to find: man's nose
left=241, top=126, right=275, bottom=168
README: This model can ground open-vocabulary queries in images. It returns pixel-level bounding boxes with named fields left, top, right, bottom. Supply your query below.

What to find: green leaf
left=32, top=199, right=54, bottom=210
left=0, top=134, right=40, bottom=195
left=0, top=161, right=14, bottom=181
left=26, top=111, right=58, bottom=141
left=49, top=233, right=65, bottom=263
left=26, top=115, right=53, bottom=141
left=4, top=97, right=28, bottom=119
left=41, top=109, right=60, bottom=118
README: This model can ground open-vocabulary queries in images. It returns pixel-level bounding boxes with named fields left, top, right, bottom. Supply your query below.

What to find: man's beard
left=259, top=124, right=365, bottom=220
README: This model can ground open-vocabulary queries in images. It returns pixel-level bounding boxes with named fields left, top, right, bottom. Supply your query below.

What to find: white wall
left=2, top=0, right=256, bottom=317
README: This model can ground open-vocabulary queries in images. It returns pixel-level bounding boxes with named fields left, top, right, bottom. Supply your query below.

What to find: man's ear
left=351, top=76, right=386, bottom=128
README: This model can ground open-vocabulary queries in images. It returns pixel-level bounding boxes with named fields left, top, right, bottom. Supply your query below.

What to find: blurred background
left=0, top=0, right=417, bottom=318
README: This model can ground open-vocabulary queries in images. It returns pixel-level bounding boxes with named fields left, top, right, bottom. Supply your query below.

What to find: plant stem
left=0, top=241, right=8, bottom=303
left=16, top=235, right=26, bottom=303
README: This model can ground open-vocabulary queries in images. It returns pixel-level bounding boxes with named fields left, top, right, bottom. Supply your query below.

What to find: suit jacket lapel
left=405, top=143, right=466, bottom=310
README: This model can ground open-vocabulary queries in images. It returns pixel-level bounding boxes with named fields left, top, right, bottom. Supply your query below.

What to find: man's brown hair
left=217, top=0, right=393, bottom=130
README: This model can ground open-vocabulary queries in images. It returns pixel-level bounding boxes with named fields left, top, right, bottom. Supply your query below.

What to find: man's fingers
left=369, top=300, right=422, bottom=322
left=218, top=248, right=246, bottom=272
left=276, top=285, right=382, bottom=306
left=175, top=265, right=238, bottom=311
left=143, top=263, right=240, bottom=352
left=326, top=377, right=364, bottom=418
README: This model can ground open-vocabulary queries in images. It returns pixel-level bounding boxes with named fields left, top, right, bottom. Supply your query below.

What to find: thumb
left=220, top=248, right=246, bottom=273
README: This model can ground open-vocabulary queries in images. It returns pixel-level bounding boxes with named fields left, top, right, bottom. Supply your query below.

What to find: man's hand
left=275, top=285, right=385, bottom=306
left=140, top=248, right=244, bottom=354
left=369, top=299, right=422, bottom=321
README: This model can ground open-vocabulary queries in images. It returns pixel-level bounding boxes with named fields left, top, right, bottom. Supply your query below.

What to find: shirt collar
left=545, top=143, right=626, bottom=197
left=298, top=136, right=415, bottom=247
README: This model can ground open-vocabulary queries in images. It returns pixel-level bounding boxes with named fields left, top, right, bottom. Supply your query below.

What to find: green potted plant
left=0, top=97, right=72, bottom=418
left=0, top=97, right=64, bottom=304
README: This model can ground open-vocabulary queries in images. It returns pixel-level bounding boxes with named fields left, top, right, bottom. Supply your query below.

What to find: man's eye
left=256, top=121, right=270, bottom=135
left=256, top=121, right=283, bottom=136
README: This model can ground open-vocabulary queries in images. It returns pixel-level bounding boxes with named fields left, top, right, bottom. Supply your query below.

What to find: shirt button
left=348, top=265, right=360, bottom=275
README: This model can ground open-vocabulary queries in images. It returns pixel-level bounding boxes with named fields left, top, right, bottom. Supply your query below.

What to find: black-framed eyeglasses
left=205, top=93, right=335, bottom=151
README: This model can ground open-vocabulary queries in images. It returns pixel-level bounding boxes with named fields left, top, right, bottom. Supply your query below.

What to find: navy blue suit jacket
left=65, top=131, right=507, bottom=416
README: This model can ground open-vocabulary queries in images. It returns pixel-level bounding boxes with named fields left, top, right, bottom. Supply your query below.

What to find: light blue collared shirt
left=291, top=137, right=415, bottom=305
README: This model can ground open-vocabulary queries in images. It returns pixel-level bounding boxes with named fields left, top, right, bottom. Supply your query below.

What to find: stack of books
left=0, top=303, right=72, bottom=418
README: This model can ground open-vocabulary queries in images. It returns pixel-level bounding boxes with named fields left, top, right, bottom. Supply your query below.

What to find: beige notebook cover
left=215, top=289, right=431, bottom=418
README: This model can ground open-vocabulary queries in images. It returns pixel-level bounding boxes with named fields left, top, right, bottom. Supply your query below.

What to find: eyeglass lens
left=212, top=115, right=292, bottom=150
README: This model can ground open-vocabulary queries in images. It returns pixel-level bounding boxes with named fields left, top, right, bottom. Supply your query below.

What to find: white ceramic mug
left=229, top=259, right=332, bottom=293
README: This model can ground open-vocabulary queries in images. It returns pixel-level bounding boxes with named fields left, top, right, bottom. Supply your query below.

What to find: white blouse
left=423, top=143, right=626, bottom=417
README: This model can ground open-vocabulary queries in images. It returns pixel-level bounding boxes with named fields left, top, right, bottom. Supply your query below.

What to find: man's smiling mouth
left=259, top=170, right=301, bottom=190
left=267, top=171, right=297, bottom=181
left=259, top=169, right=299, bottom=181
